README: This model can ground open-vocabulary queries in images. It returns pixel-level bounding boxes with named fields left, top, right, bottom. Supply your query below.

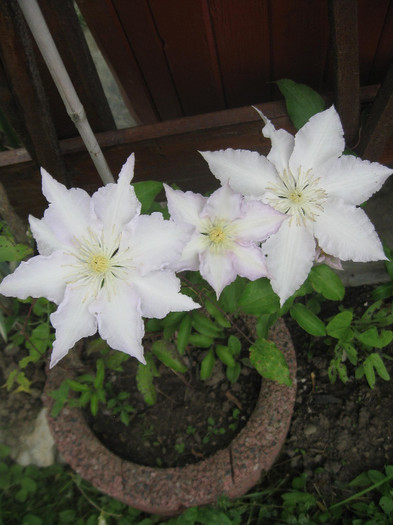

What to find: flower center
left=268, top=168, right=327, bottom=225
left=209, top=226, right=226, bottom=244
left=89, top=254, right=110, bottom=274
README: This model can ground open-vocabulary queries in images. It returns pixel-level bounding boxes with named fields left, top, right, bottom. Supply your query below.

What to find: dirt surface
left=1, top=284, right=393, bottom=505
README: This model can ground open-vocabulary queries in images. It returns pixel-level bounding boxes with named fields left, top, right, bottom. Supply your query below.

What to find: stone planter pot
left=43, top=318, right=296, bottom=516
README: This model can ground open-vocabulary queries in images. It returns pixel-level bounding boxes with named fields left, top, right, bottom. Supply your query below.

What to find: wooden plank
left=0, top=0, right=69, bottom=183
left=270, top=0, right=330, bottom=96
left=329, top=0, right=360, bottom=147
left=148, top=0, right=226, bottom=115
left=209, top=0, right=271, bottom=106
left=75, top=0, right=159, bottom=124
left=36, top=0, right=116, bottom=138
left=356, top=61, right=393, bottom=161
left=0, top=86, right=386, bottom=224
left=112, top=0, right=183, bottom=121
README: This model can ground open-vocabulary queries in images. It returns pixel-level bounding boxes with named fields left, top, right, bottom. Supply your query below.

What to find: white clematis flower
left=164, top=183, right=286, bottom=298
left=0, top=154, right=199, bottom=367
left=200, top=106, right=392, bottom=304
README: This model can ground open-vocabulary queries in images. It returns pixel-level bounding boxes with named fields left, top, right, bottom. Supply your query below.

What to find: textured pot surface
left=44, top=318, right=296, bottom=515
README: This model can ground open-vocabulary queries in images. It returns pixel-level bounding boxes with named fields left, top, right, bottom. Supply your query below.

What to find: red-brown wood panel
left=148, top=0, right=226, bottom=116
left=358, top=0, right=390, bottom=85
left=270, top=0, right=330, bottom=95
left=112, top=0, right=183, bottom=120
left=209, top=0, right=271, bottom=107
left=76, top=0, right=159, bottom=124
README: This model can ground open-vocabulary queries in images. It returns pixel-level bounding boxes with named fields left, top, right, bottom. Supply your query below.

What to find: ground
left=1, top=284, right=392, bottom=507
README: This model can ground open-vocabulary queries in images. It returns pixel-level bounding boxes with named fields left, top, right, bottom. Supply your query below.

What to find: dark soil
left=84, top=353, right=261, bottom=468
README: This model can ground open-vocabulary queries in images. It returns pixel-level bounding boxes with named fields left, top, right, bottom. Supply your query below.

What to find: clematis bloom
left=0, top=155, right=199, bottom=367
left=200, top=106, right=392, bottom=305
left=164, top=183, right=285, bottom=298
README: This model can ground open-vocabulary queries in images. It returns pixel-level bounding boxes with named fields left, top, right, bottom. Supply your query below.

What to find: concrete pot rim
left=43, top=318, right=296, bottom=516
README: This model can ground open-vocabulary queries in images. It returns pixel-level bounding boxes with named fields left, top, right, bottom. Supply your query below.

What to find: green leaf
left=0, top=236, right=32, bottom=262
left=369, top=353, right=390, bottom=381
left=176, top=314, right=192, bottom=355
left=356, top=327, right=393, bottom=349
left=226, top=362, right=241, bottom=383
left=228, top=335, right=241, bottom=355
left=200, top=347, right=215, bottom=380
left=372, top=281, right=393, bottom=301
left=66, top=379, right=91, bottom=393
left=205, top=296, right=231, bottom=327
left=290, top=303, right=326, bottom=336
left=215, top=344, right=236, bottom=367
left=136, top=361, right=157, bottom=405
left=249, top=339, right=292, bottom=386
left=380, top=495, right=393, bottom=515
left=363, top=355, right=376, bottom=388
left=191, top=311, right=224, bottom=338
left=326, top=311, right=353, bottom=340
left=238, top=277, right=279, bottom=315
left=188, top=333, right=214, bottom=348
left=309, top=264, right=345, bottom=301
left=218, top=277, right=246, bottom=313
left=152, top=340, right=187, bottom=373
left=276, top=78, right=325, bottom=129
left=90, top=392, right=99, bottom=416
left=94, top=358, right=106, bottom=389
left=132, top=181, right=163, bottom=214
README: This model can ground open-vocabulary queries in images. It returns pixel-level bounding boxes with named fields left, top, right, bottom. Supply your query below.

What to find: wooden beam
left=329, top=0, right=360, bottom=147
left=356, top=60, right=393, bottom=161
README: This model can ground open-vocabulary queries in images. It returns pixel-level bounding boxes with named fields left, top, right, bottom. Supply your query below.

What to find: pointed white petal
left=232, top=244, right=268, bottom=280
left=29, top=215, right=65, bottom=255
left=91, top=154, right=141, bottom=239
left=258, top=110, right=295, bottom=173
left=0, top=251, right=73, bottom=304
left=89, top=282, right=145, bottom=364
left=176, top=233, right=207, bottom=271
left=314, top=198, right=386, bottom=261
left=232, top=200, right=286, bottom=241
left=49, top=286, right=98, bottom=367
left=199, top=149, right=278, bottom=197
left=202, top=185, right=242, bottom=221
left=164, top=184, right=206, bottom=227
left=320, top=155, right=392, bottom=205
left=289, top=106, right=345, bottom=173
left=130, top=269, right=199, bottom=318
left=262, top=220, right=316, bottom=305
left=200, top=250, right=238, bottom=298
left=41, top=169, right=93, bottom=243
left=126, top=213, right=191, bottom=274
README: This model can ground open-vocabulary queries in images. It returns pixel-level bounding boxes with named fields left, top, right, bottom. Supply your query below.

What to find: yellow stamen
left=209, top=226, right=226, bottom=244
left=89, top=254, right=109, bottom=274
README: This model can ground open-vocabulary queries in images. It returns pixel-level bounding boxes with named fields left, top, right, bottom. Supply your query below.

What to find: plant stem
left=17, top=0, right=115, bottom=185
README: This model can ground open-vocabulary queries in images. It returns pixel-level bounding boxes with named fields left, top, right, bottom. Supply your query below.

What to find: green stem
left=329, top=473, right=393, bottom=511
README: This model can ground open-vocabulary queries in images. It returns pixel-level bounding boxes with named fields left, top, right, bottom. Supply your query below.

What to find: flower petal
left=199, top=149, right=278, bottom=197
left=49, top=286, right=98, bottom=367
left=314, top=198, right=386, bottom=261
left=91, top=154, right=141, bottom=240
left=262, top=220, right=316, bottom=305
left=232, top=200, right=286, bottom=242
left=0, top=251, right=73, bottom=304
left=320, top=155, right=392, bottom=205
left=232, top=244, right=268, bottom=281
left=130, top=269, right=199, bottom=318
left=256, top=109, right=295, bottom=173
left=89, top=282, right=145, bottom=363
left=289, top=106, right=345, bottom=173
left=176, top=233, right=207, bottom=271
left=29, top=215, right=65, bottom=255
left=200, top=250, right=238, bottom=298
left=201, top=185, right=242, bottom=221
left=41, top=169, right=93, bottom=243
left=126, top=213, right=190, bottom=274
left=164, top=184, right=206, bottom=227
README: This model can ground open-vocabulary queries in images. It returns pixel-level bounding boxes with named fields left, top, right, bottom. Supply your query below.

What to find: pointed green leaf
left=276, top=78, right=325, bottom=129
left=238, top=277, right=279, bottom=315
left=152, top=340, right=187, bottom=373
left=132, top=181, right=163, bottom=214
left=326, top=311, right=353, bottom=340
left=309, top=264, right=345, bottom=301
left=136, top=361, right=157, bottom=406
left=290, top=303, right=326, bottom=336
left=249, top=339, right=292, bottom=386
